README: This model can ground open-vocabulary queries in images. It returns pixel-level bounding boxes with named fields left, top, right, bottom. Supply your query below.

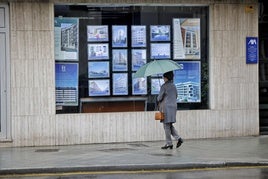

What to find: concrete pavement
left=0, top=136, right=268, bottom=175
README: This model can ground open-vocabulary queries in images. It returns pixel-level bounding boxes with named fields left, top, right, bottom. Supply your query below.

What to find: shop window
left=54, top=5, right=209, bottom=114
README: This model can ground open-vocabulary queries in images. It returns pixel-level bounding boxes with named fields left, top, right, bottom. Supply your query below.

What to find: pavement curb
left=1, top=162, right=268, bottom=175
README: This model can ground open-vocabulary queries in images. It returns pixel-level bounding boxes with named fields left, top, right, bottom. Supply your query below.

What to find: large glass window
left=54, top=5, right=209, bottom=114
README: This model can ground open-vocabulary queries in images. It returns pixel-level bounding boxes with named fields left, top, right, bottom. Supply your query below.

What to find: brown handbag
left=155, top=111, right=165, bottom=120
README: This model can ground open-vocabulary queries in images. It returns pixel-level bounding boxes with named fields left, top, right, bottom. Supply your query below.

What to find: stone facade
left=0, top=0, right=259, bottom=147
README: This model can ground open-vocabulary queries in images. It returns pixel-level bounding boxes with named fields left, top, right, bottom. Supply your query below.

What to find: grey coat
left=157, top=81, right=178, bottom=123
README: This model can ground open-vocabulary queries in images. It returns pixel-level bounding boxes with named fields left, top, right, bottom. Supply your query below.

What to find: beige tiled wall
left=7, top=0, right=259, bottom=147
left=9, top=2, right=56, bottom=146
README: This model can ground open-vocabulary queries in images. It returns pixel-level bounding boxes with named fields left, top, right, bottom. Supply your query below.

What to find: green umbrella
left=133, top=60, right=181, bottom=78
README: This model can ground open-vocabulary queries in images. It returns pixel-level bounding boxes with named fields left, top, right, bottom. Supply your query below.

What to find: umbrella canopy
left=133, top=60, right=181, bottom=78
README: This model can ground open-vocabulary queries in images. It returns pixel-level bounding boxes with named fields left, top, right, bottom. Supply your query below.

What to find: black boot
left=176, top=138, right=183, bottom=148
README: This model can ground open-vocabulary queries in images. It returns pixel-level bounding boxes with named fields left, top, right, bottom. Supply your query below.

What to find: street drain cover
left=151, top=153, right=173, bottom=156
left=99, top=148, right=136, bottom=152
left=128, top=143, right=149, bottom=147
left=35, top=149, right=59, bottom=152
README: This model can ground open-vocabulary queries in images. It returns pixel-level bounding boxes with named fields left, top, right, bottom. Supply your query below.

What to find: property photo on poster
left=150, top=25, right=170, bottom=41
left=132, top=49, right=146, bottom=71
left=173, top=18, right=200, bottom=59
left=131, top=25, right=146, bottom=47
left=132, top=73, right=147, bottom=95
left=151, top=78, right=164, bottom=95
left=174, top=61, right=201, bottom=103
left=113, top=73, right=128, bottom=95
left=112, top=49, right=128, bottom=71
left=112, top=25, right=127, bottom=47
left=87, top=25, right=109, bottom=42
left=88, top=79, right=110, bottom=96
left=54, top=18, right=79, bottom=61
left=88, top=61, right=109, bottom=78
left=151, top=43, right=171, bottom=59
left=55, top=63, right=79, bottom=106
left=88, top=43, right=109, bottom=60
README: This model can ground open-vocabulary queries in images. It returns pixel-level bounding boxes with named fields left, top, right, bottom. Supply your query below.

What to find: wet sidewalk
left=0, top=136, right=268, bottom=175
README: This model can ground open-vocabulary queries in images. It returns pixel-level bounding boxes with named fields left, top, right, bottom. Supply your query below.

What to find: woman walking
left=157, top=71, right=183, bottom=149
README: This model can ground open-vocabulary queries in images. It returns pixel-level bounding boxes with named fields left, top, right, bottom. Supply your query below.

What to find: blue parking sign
left=246, top=37, right=258, bottom=64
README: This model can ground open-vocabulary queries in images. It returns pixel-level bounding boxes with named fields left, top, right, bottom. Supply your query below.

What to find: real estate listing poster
left=112, top=49, right=128, bottom=71
left=132, top=73, right=147, bottom=95
left=112, top=25, right=128, bottom=47
left=131, top=26, right=147, bottom=47
left=151, top=78, right=164, bottom=95
left=113, top=73, right=128, bottom=95
left=54, top=18, right=79, bottom=61
left=88, top=61, right=110, bottom=78
left=132, top=49, right=146, bottom=71
left=173, top=18, right=200, bottom=60
left=88, top=79, right=110, bottom=96
left=174, top=61, right=201, bottom=103
left=150, top=43, right=171, bottom=59
left=87, top=25, right=109, bottom=42
left=55, top=63, right=79, bottom=106
left=150, top=25, right=170, bottom=41
left=88, top=43, right=109, bottom=60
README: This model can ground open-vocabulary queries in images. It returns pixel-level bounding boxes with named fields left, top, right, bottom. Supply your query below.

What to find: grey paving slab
left=0, top=136, right=268, bottom=174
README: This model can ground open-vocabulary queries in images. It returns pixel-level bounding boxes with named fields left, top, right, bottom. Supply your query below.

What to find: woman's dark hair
left=163, top=71, right=174, bottom=81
